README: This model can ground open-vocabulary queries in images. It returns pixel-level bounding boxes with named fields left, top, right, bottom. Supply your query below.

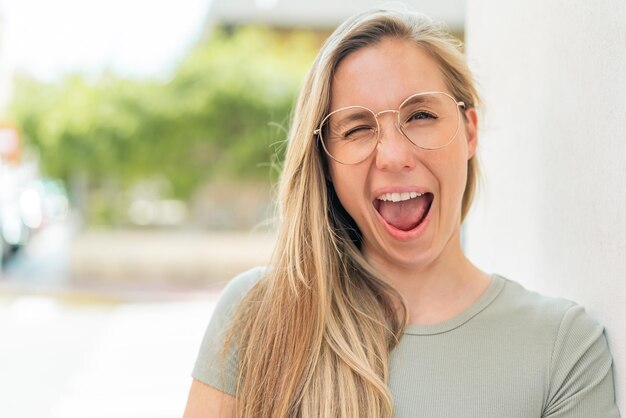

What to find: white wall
left=465, top=0, right=625, bottom=410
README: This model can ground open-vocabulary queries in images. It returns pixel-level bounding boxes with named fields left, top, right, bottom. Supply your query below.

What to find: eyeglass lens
left=319, top=92, right=461, bottom=164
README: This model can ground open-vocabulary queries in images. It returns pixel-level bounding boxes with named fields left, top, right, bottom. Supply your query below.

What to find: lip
left=371, top=187, right=434, bottom=241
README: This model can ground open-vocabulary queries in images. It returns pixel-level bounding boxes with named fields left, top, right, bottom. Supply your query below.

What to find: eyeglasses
left=314, top=91, right=465, bottom=165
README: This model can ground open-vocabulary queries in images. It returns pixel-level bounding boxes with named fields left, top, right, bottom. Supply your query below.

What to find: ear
left=463, top=107, right=478, bottom=160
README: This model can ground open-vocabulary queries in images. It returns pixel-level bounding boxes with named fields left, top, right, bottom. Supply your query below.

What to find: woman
left=184, top=8, right=619, bottom=418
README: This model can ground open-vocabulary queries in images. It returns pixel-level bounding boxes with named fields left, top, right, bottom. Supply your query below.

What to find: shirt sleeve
left=191, top=267, right=265, bottom=396
left=543, top=304, right=620, bottom=417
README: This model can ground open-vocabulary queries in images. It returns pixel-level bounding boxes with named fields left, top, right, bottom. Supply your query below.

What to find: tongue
left=378, top=196, right=429, bottom=231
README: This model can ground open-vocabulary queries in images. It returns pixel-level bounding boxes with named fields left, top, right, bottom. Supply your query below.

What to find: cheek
left=447, top=161, right=469, bottom=213
left=432, top=148, right=469, bottom=203
left=328, top=164, right=367, bottom=219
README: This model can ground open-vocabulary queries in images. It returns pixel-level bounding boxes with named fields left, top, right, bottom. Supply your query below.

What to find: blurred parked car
left=0, top=158, right=68, bottom=266
left=1, top=172, right=31, bottom=265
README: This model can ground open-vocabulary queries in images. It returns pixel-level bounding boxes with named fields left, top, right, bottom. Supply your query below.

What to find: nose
left=374, top=113, right=417, bottom=172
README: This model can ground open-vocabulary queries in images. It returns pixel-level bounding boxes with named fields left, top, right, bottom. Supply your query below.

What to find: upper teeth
left=377, top=192, right=423, bottom=202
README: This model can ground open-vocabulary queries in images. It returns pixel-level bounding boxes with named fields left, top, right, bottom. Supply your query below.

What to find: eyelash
left=343, top=125, right=374, bottom=138
left=407, top=111, right=438, bottom=121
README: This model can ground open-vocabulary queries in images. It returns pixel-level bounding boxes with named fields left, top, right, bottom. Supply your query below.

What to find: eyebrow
left=401, top=94, right=441, bottom=107
left=330, top=109, right=375, bottom=130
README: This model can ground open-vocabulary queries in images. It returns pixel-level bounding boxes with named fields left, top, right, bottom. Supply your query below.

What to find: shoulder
left=489, top=274, right=583, bottom=330
left=483, top=275, right=612, bottom=374
left=476, top=274, right=604, bottom=356
left=191, top=267, right=267, bottom=394
left=224, top=265, right=267, bottom=293
left=231, top=265, right=267, bottom=288
left=211, top=266, right=267, bottom=317
left=489, top=275, right=618, bottom=415
left=497, top=275, right=609, bottom=361
left=490, top=275, right=610, bottom=351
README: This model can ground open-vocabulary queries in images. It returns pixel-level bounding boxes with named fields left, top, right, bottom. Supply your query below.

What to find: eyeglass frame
left=313, top=91, right=466, bottom=165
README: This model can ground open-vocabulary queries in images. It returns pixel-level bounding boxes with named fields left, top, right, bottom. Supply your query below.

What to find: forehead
left=330, top=38, right=449, bottom=112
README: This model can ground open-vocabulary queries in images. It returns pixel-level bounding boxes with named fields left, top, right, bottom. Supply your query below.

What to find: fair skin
left=327, top=38, right=490, bottom=324
left=183, top=379, right=235, bottom=418
left=184, top=37, right=490, bottom=417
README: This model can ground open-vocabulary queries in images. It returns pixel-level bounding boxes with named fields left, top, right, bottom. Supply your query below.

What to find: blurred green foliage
left=9, top=27, right=320, bottom=218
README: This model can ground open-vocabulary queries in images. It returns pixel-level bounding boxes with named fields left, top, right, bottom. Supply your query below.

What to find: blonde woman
left=184, top=8, right=620, bottom=418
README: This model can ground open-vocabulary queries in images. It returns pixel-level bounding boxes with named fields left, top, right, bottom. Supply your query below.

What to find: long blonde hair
left=225, top=8, right=480, bottom=418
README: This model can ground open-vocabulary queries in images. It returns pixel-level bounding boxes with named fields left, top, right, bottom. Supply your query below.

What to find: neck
left=367, top=229, right=490, bottom=325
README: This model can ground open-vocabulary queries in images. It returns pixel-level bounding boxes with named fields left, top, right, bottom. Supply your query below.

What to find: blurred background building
left=206, top=0, right=465, bottom=30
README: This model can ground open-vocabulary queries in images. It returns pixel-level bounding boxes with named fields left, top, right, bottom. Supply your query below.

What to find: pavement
left=0, top=292, right=220, bottom=418
left=0, top=221, right=275, bottom=418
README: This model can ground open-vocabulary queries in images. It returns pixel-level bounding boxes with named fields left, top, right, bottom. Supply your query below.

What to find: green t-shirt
left=192, top=267, right=620, bottom=417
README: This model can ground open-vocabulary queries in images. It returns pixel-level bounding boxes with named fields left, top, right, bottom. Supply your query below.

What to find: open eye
left=406, top=111, right=438, bottom=123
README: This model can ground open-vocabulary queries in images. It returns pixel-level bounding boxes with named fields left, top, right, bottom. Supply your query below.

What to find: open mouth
left=373, top=192, right=434, bottom=232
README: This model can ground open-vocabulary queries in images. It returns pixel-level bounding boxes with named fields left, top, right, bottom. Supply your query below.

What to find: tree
left=9, top=26, right=319, bottom=225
